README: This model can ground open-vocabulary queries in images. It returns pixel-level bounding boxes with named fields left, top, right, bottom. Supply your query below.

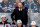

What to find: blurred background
left=0, top=0, right=40, bottom=13
left=0, top=0, right=40, bottom=27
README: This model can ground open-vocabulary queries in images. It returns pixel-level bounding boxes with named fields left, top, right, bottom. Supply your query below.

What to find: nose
left=4, top=19, right=5, bottom=20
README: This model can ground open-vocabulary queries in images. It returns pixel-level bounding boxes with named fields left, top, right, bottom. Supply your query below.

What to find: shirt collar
left=18, top=8, right=22, bottom=11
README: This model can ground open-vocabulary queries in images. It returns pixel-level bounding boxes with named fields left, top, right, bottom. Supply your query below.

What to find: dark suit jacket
left=11, top=8, right=28, bottom=25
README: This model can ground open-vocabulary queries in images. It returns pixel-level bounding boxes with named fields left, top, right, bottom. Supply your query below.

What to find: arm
left=25, top=10, right=28, bottom=24
left=2, top=7, right=8, bottom=10
left=11, top=9, right=16, bottom=24
left=11, top=9, right=15, bottom=21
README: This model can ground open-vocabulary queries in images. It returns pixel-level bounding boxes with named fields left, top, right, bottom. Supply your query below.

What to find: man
left=1, top=0, right=9, bottom=10
left=17, top=20, right=26, bottom=27
left=17, top=20, right=22, bottom=27
left=0, top=15, right=11, bottom=25
left=0, top=0, right=10, bottom=12
left=11, top=2, right=28, bottom=25
left=29, top=21, right=38, bottom=27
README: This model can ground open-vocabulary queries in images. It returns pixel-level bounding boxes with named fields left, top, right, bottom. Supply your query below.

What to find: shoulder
left=0, top=22, right=2, bottom=24
left=13, top=8, right=18, bottom=11
left=6, top=22, right=11, bottom=25
left=1, top=2, right=4, bottom=4
left=1, top=2, right=4, bottom=6
left=23, top=9, right=27, bottom=12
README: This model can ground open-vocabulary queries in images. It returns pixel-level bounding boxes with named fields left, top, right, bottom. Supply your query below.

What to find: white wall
left=0, top=0, right=3, bottom=2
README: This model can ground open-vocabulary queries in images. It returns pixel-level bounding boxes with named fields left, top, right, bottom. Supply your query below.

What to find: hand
left=2, top=7, right=8, bottom=10
left=5, top=7, right=8, bottom=9
left=13, top=20, right=16, bottom=24
left=2, top=8, right=6, bottom=10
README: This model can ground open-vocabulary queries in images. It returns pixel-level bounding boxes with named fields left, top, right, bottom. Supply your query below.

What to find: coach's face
left=18, top=3, right=23, bottom=8
left=3, top=0, right=8, bottom=3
